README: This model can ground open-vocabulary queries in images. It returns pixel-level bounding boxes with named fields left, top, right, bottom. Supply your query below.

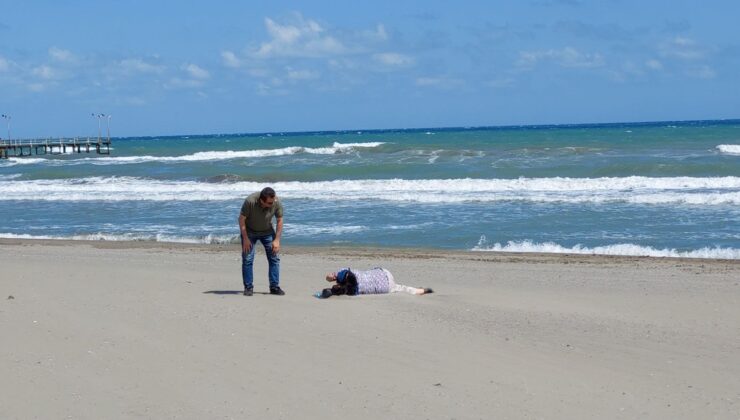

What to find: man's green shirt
left=240, top=192, right=283, bottom=236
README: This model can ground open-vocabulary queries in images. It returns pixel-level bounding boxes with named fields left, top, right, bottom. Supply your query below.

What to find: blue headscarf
left=336, top=268, right=351, bottom=284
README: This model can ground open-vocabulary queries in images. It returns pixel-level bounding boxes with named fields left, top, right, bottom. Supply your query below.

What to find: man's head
left=325, top=272, right=338, bottom=282
left=259, top=187, right=276, bottom=208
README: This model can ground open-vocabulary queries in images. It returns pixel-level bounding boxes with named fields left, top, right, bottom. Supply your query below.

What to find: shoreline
left=1, top=237, right=738, bottom=266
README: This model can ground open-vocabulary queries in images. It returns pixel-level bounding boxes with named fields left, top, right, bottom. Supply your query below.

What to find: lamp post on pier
left=92, top=113, right=104, bottom=142
left=105, top=114, right=112, bottom=142
left=1, top=114, right=10, bottom=144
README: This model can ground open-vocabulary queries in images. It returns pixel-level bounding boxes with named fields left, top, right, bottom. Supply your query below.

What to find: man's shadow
left=203, top=290, right=271, bottom=295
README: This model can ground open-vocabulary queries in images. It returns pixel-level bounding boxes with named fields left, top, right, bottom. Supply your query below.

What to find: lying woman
left=315, top=267, right=433, bottom=299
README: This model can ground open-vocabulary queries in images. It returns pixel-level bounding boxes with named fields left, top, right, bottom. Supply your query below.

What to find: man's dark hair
left=259, top=187, right=276, bottom=201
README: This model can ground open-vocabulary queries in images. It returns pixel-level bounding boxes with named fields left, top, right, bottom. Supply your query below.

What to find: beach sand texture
left=1, top=239, right=739, bottom=419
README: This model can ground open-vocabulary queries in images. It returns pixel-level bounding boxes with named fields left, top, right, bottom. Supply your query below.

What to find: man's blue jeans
left=241, top=233, right=280, bottom=289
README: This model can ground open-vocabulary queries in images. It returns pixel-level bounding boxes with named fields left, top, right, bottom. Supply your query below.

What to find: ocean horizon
left=2, top=118, right=739, bottom=259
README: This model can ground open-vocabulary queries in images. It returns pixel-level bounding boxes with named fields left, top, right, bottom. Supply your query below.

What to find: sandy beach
left=1, top=239, right=739, bottom=419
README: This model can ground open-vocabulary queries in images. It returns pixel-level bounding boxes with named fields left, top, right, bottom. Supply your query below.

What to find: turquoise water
left=1, top=120, right=739, bottom=258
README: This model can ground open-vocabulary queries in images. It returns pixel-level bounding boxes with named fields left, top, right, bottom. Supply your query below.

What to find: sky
left=1, top=0, right=739, bottom=138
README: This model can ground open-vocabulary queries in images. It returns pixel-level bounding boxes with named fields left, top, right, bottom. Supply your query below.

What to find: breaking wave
left=1, top=176, right=739, bottom=205
left=0, top=232, right=238, bottom=244
left=472, top=238, right=740, bottom=259
left=0, top=224, right=367, bottom=243
left=0, top=142, right=385, bottom=166
left=717, top=144, right=740, bottom=155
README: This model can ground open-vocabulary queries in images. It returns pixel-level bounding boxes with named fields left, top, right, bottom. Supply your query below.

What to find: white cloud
left=253, top=14, right=348, bottom=58
left=688, top=65, right=716, bottom=79
left=659, top=37, right=708, bottom=60
left=165, top=77, right=204, bottom=89
left=516, top=51, right=539, bottom=68
left=221, top=51, right=242, bottom=68
left=49, top=47, right=75, bottom=63
left=27, top=83, right=45, bottom=92
left=486, top=78, right=515, bottom=88
left=373, top=52, right=414, bottom=67
left=256, top=80, right=290, bottom=96
left=415, top=76, right=463, bottom=89
left=416, top=77, right=440, bottom=86
left=645, top=59, right=663, bottom=70
left=32, top=65, right=62, bottom=80
left=121, top=96, right=148, bottom=106
left=165, top=64, right=211, bottom=89
left=0, top=56, right=9, bottom=72
left=328, top=58, right=358, bottom=70
left=117, top=58, right=166, bottom=75
left=248, top=68, right=270, bottom=77
left=364, top=24, right=388, bottom=42
left=286, top=68, right=319, bottom=80
left=184, top=63, right=210, bottom=79
left=517, top=47, right=604, bottom=69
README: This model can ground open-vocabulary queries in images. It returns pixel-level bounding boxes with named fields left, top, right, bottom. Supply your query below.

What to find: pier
left=0, top=113, right=113, bottom=159
left=0, top=137, right=111, bottom=159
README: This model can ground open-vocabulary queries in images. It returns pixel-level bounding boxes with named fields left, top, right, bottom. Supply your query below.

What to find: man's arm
left=238, top=214, right=251, bottom=253
left=272, top=216, right=283, bottom=254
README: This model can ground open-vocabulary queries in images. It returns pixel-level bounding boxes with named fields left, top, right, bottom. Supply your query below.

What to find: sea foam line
left=2, top=232, right=737, bottom=259
left=717, top=144, right=740, bottom=155
left=1, top=176, right=739, bottom=204
left=0, top=232, right=239, bottom=244
left=0, top=142, right=385, bottom=166
left=0, top=224, right=367, bottom=243
left=472, top=238, right=740, bottom=260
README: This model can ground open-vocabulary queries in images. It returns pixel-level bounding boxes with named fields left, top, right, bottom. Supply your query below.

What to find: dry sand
left=1, top=238, right=739, bottom=419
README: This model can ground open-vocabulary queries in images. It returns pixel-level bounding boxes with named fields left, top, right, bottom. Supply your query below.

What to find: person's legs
left=384, top=269, right=424, bottom=295
left=390, top=283, right=425, bottom=295
left=258, top=234, right=281, bottom=289
left=241, top=234, right=257, bottom=290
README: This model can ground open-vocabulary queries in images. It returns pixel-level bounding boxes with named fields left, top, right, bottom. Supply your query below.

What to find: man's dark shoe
left=269, top=286, right=285, bottom=296
left=243, top=287, right=253, bottom=296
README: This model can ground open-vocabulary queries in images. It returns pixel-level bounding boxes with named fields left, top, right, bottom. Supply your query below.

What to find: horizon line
left=6, top=117, right=740, bottom=141
left=123, top=117, right=740, bottom=140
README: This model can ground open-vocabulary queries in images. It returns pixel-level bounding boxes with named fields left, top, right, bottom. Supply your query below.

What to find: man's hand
left=238, top=214, right=251, bottom=254
left=272, top=239, right=281, bottom=254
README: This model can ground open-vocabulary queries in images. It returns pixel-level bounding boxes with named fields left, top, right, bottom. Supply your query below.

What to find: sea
left=1, top=120, right=739, bottom=259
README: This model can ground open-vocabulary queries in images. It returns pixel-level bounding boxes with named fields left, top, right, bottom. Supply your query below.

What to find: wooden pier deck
left=0, top=137, right=111, bottom=159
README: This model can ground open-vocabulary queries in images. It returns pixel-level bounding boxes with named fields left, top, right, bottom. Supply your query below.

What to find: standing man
left=238, top=187, right=284, bottom=296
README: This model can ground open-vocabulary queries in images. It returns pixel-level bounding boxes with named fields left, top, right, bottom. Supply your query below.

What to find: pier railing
left=0, top=137, right=111, bottom=159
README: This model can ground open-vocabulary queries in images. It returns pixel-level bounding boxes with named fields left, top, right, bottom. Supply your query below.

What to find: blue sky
left=1, top=0, right=738, bottom=137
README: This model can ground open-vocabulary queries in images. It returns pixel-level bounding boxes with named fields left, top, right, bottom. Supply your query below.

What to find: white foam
left=472, top=237, right=740, bottom=259
left=285, top=224, right=368, bottom=236
left=0, top=157, right=49, bottom=166
left=717, top=144, right=740, bottom=155
left=1, top=176, right=738, bottom=205
left=0, top=142, right=385, bottom=166
left=0, top=225, right=368, bottom=243
left=0, top=232, right=239, bottom=244
left=3, top=231, right=737, bottom=259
